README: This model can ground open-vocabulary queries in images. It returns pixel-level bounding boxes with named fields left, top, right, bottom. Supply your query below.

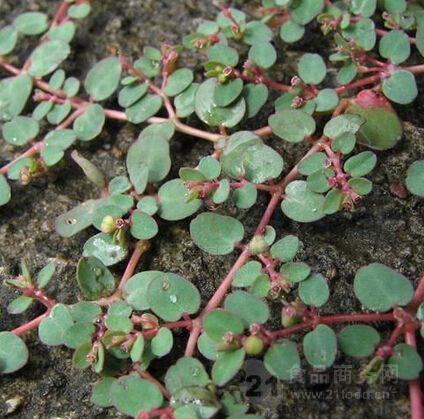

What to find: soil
left=0, top=1, right=423, bottom=418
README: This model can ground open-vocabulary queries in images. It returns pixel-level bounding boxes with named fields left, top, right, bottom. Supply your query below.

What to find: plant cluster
left=1, top=0, right=424, bottom=418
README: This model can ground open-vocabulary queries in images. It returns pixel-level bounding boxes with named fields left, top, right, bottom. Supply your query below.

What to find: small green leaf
left=165, top=357, right=210, bottom=394
left=379, top=30, right=410, bottom=64
left=299, top=273, right=329, bottom=307
left=350, top=0, right=377, bottom=17
left=298, top=53, right=326, bottom=85
left=190, top=212, right=244, bottom=255
left=323, top=114, right=364, bottom=138
left=91, top=377, right=116, bottom=408
left=83, top=233, right=128, bottom=266
left=127, top=129, right=171, bottom=188
left=233, top=261, right=263, bottom=287
left=195, top=79, right=245, bottom=128
left=339, top=325, right=380, bottom=358
left=303, top=324, right=337, bottom=369
left=248, top=41, right=276, bottom=69
left=291, top=0, right=324, bottom=25
left=147, top=273, right=201, bottom=322
left=55, top=199, right=100, bottom=237
left=123, top=271, right=163, bottom=310
left=77, top=256, right=115, bottom=300
left=271, top=235, right=299, bottom=262
left=48, top=21, right=75, bottom=43
left=281, top=180, right=325, bottom=222
left=175, top=83, right=199, bottom=118
left=37, top=261, right=55, bottom=288
left=0, top=332, right=28, bottom=374
left=73, top=104, right=105, bottom=141
left=84, top=57, right=122, bottom=101
left=405, top=160, right=424, bottom=197
left=214, top=79, right=243, bottom=107
left=110, top=375, right=163, bottom=417
left=0, top=74, right=32, bottom=121
left=224, top=291, right=269, bottom=326
left=38, top=303, right=74, bottom=346
left=269, top=110, right=316, bottom=143
left=7, top=296, right=33, bottom=314
left=204, top=309, right=244, bottom=342
left=0, top=174, right=11, bottom=206
left=14, top=12, right=48, bottom=35
left=298, top=152, right=327, bottom=175
left=280, top=20, right=305, bottom=43
left=137, top=196, right=159, bottom=216
left=212, top=179, right=230, bottom=204
left=281, top=262, right=311, bottom=282
left=28, top=40, right=70, bottom=77
left=0, top=26, right=18, bottom=55
left=68, top=3, right=91, bottom=19
left=344, top=151, right=376, bottom=177
left=126, top=94, right=163, bottom=124
left=151, top=327, right=173, bottom=357
left=2, top=116, right=39, bottom=146
left=130, top=210, right=158, bottom=240
left=348, top=177, right=372, bottom=195
left=264, top=340, right=301, bottom=380
left=233, top=183, right=257, bottom=209
left=388, top=344, right=423, bottom=380
left=208, top=44, right=239, bottom=66
left=164, top=68, right=194, bottom=97
left=212, top=349, right=245, bottom=386
left=71, top=151, right=106, bottom=188
left=315, top=89, right=339, bottom=112
left=72, top=342, right=92, bottom=369
left=47, top=102, right=72, bottom=125
left=382, top=70, right=417, bottom=105
left=384, top=0, right=407, bottom=13
left=198, top=333, right=218, bottom=361
left=44, top=129, right=76, bottom=150
left=130, top=335, right=145, bottom=362
left=71, top=302, right=101, bottom=323
left=158, top=179, right=201, bottom=221
left=198, top=156, right=221, bottom=180
left=118, top=83, right=148, bottom=108
left=354, top=263, right=413, bottom=312
left=242, top=83, right=268, bottom=118
left=63, top=322, right=95, bottom=349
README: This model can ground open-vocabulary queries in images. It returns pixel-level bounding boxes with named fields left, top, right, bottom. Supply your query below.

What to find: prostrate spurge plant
left=1, top=0, right=424, bottom=417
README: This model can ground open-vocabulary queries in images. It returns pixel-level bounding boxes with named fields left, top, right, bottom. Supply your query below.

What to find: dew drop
left=169, top=294, right=177, bottom=303
left=312, top=208, right=317, bottom=212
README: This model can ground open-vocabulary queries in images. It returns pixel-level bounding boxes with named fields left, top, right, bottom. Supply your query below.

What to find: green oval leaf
left=303, top=324, right=337, bottom=369
left=0, top=332, right=28, bottom=374
left=353, top=263, right=413, bottom=312
left=190, top=212, right=244, bottom=255
left=338, top=325, right=380, bottom=358
left=84, top=57, right=122, bottom=101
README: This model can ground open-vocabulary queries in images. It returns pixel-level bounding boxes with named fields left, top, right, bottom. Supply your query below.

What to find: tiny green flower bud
left=249, top=235, right=269, bottom=255
left=281, top=307, right=301, bottom=328
left=100, top=215, right=116, bottom=234
left=244, top=335, right=264, bottom=356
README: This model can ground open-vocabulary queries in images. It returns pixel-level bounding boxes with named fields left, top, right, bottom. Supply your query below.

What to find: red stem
left=335, top=74, right=381, bottom=94
left=405, top=331, right=424, bottom=419
left=271, top=312, right=395, bottom=339
left=12, top=312, right=49, bottom=336
left=117, top=241, right=150, bottom=291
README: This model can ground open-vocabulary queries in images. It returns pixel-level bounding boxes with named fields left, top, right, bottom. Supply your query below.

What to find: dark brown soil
left=0, top=1, right=423, bottom=418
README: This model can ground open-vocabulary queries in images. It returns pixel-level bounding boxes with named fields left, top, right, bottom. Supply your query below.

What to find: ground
left=0, top=0, right=423, bottom=418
